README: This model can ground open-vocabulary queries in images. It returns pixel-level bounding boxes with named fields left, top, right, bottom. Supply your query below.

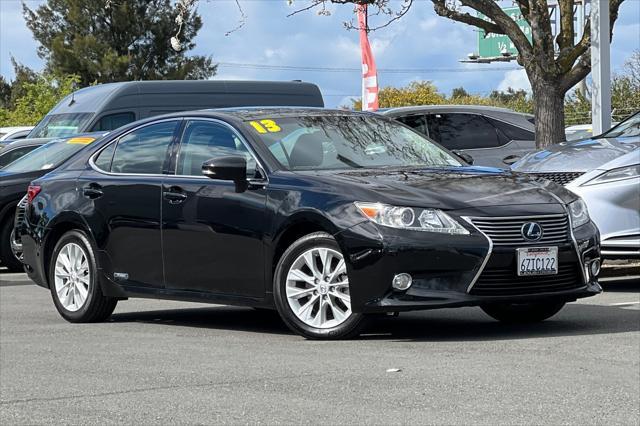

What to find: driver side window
left=177, top=120, right=257, bottom=177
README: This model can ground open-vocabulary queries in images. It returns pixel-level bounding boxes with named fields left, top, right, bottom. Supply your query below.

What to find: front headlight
left=568, top=199, right=590, bottom=229
left=583, top=164, right=640, bottom=186
left=354, top=202, right=469, bottom=235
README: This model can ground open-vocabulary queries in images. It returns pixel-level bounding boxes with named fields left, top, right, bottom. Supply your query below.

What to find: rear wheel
left=49, top=230, right=117, bottom=322
left=481, top=301, right=566, bottom=323
left=0, top=217, right=22, bottom=272
left=273, top=232, right=367, bottom=339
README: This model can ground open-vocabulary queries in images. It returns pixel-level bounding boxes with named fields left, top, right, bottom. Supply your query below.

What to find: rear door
left=426, top=113, right=507, bottom=168
left=161, top=118, right=268, bottom=298
left=485, top=117, right=536, bottom=166
left=78, top=119, right=181, bottom=289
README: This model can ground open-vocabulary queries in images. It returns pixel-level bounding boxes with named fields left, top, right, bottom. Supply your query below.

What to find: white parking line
left=609, top=301, right=640, bottom=307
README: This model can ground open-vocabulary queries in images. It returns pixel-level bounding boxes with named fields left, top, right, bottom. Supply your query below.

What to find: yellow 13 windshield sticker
left=249, top=119, right=281, bottom=134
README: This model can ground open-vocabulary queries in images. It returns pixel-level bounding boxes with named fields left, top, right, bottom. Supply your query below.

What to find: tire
left=273, top=232, right=367, bottom=339
left=481, top=301, right=566, bottom=323
left=0, top=216, right=23, bottom=272
left=49, top=230, right=117, bottom=323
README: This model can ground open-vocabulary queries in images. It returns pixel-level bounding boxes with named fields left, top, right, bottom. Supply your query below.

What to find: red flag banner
left=357, top=4, right=379, bottom=111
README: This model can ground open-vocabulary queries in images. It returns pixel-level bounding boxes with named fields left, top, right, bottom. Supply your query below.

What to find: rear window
left=92, top=112, right=136, bottom=131
left=487, top=118, right=534, bottom=141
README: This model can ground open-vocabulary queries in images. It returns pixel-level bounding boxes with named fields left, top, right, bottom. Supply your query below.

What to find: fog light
left=590, top=259, right=601, bottom=277
left=392, top=273, right=412, bottom=291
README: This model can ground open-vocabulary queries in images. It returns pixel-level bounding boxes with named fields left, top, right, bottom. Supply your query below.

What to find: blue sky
left=1, top=0, right=639, bottom=107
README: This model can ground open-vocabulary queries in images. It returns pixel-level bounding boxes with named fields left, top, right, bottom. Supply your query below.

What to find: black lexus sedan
left=0, top=133, right=105, bottom=271
left=18, top=108, right=602, bottom=339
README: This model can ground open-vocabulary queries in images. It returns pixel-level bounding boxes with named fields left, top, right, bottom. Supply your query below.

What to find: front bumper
left=336, top=213, right=601, bottom=313
left=567, top=176, right=639, bottom=260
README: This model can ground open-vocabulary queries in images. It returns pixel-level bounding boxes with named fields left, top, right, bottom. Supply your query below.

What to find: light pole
left=591, top=0, right=612, bottom=134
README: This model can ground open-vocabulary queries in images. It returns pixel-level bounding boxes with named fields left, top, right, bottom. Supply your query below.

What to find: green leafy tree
left=0, top=77, right=10, bottom=109
left=451, top=87, right=470, bottom=99
left=565, top=50, right=640, bottom=125
left=23, top=0, right=216, bottom=86
left=0, top=74, right=80, bottom=126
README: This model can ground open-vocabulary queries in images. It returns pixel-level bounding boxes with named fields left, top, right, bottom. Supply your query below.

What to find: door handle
left=163, top=188, right=187, bottom=204
left=83, top=184, right=103, bottom=199
left=502, top=155, right=521, bottom=166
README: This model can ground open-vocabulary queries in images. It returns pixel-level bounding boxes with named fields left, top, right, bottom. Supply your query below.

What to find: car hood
left=512, top=135, right=640, bottom=172
left=305, top=166, right=576, bottom=210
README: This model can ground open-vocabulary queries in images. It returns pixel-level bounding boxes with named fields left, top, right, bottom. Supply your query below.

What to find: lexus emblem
left=521, top=222, right=543, bottom=241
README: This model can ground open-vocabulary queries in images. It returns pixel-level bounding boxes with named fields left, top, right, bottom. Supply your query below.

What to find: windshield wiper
left=336, top=154, right=364, bottom=168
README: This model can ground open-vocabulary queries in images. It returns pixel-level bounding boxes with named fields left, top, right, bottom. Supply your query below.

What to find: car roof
left=48, top=80, right=325, bottom=114
left=155, top=107, right=377, bottom=121
left=381, top=104, right=534, bottom=117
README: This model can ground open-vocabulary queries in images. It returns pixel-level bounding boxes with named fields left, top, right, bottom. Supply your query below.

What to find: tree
left=0, top=77, right=10, bottom=109
left=565, top=50, right=640, bottom=125
left=352, top=81, right=445, bottom=110
left=451, top=87, right=469, bottom=99
left=23, top=0, right=216, bottom=86
left=0, top=73, right=80, bottom=126
left=287, top=0, right=625, bottom=148
left=349, top=80, right=535, bottom=114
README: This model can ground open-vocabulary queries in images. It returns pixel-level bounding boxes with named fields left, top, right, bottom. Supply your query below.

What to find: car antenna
left=68, top=82, right=79, bottom=106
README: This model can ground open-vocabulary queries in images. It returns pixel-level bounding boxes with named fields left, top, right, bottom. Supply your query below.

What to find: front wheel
left=273, top=232, right=367, bottom=339
left=481, top=301, right=566, bottom=323
left=0, top=218, right=23, bottom=272
left=49, top=230, right=117, bottom=322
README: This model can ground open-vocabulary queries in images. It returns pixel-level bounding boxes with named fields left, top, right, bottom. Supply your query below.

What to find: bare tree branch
left=559, top=0, right=625, bottom=92
left=288, top=0, right=413, bottom=32
left=431, top=0, right=504, bottom=36
left=461, top=0, right=532, bottom=56
left=556, top=0, right=574, bottom=53
left=224, top=0, right=247, bottom=36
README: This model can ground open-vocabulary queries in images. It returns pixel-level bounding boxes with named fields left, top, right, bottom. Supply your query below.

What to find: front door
left=78, top=120, right=181, bottom=289
left=162, top=119, right=268, bottom=298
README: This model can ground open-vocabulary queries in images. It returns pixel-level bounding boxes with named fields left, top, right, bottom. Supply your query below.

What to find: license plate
left=517, top=247, right=558, bottom=276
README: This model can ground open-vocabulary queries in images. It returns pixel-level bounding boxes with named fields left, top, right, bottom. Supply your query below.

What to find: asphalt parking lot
left=1, top=270, right=638, bottom=425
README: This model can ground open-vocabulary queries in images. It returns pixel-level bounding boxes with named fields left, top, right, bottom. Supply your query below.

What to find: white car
left=0, top=126, right=33, bottom=141
left=565, top=122, right=618, bottom=141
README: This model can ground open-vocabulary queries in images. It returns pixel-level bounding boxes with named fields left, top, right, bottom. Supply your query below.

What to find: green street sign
left=478, top=7, right=532, bottom=58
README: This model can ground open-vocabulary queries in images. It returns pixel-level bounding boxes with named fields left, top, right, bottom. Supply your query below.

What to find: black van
left=27, top=80, right=324, bottom=139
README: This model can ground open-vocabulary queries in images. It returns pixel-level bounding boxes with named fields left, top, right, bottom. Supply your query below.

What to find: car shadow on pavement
left=361, top=303, right=640, bottom=342
left=109, top=301, right=639, bottom=342
left=110, top=306, right=293, bottom=336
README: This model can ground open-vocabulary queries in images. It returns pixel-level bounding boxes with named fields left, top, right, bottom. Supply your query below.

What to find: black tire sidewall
left=49, top=230, right=102, bottom=322
left=273, top=232, right=365, bottom=339
left=0, top=216, right=23, bottom=272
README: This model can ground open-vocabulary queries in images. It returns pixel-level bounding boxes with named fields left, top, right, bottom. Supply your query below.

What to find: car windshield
left=3, top=137, right=95, bottom=173
left=247, top=114, right=461, bottom=171
left=602, top=112, right=640, bottom=138
left=29, top=113, right=93, bottom=138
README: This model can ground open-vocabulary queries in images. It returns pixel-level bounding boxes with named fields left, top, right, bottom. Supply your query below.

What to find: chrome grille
left=470, top=215, right=570, bottom=246
left=531, top=172, right=584, bottom=186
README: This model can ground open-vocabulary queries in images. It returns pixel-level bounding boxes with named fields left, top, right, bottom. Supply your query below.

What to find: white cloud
left=497, top=69, right=531, bottom=92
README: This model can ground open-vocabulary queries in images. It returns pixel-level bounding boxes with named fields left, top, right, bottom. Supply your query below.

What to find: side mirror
left=202, top=155, right=247, bottom=184
left=453, top=150, right=474, bottom=165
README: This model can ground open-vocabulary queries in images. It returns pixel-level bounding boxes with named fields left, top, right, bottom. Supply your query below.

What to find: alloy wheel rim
left=9, top=228, right=23, bottom=262
left=286, top=247, right=351, bottom=329
left=54, top=243, right=90, bottom=312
